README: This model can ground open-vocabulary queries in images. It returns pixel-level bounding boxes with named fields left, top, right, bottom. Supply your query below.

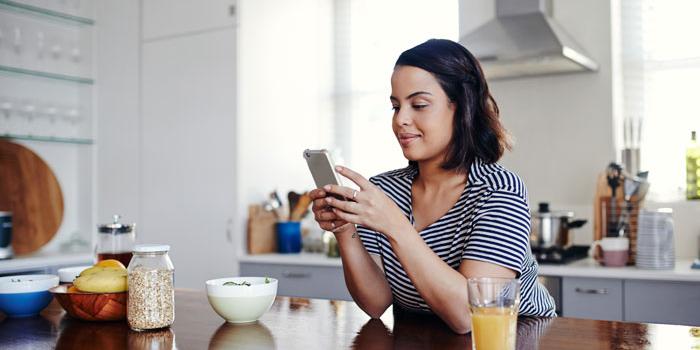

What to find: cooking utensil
left=287, top=191, right=301, bottom=220
left=616, top=174, right=644, bottom=237
left=530, top=202, right=587, bottom=250
left=0, top=140, right=64, bottom=255
left=605, top=163, right=622, bottom=237
left=289, top=193, right=312, bottom=222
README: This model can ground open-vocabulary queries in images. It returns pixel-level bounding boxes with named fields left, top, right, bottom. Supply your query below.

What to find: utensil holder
left=596, top=197, right=640, bottom=265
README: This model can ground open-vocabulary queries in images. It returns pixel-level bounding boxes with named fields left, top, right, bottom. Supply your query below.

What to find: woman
left=310, top=39, right=556, bottom=334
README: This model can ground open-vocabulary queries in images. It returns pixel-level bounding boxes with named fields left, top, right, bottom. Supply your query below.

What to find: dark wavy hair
left=395, top=39, right=511, bottom=172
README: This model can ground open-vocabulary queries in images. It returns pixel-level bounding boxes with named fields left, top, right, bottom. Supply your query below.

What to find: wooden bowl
left=49, top=285, right=127, bottom=321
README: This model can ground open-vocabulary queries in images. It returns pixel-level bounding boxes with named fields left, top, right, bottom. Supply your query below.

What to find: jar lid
left=98, top=214, right=135, bottom=234
left=133, top=244, right=170, bottom=253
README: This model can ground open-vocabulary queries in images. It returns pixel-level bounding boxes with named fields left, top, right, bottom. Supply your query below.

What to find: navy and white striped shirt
left=356, top=158, right=556, bottom=317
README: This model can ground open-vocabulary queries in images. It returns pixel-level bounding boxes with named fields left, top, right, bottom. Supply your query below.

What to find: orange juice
left=470, top=306, right=517, bottom=350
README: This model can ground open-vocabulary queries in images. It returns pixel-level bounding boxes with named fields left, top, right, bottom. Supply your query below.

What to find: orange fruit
left=67, top=285, right=80, bottom=293
left=95, top=259, right=126, bottom=270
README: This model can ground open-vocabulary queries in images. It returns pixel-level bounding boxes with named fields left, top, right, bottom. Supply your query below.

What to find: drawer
left=624, top=280, right=700, bottom=326
left=562, top=277, right=623, bottom=321
left=239, top=262, right=352, bottom=301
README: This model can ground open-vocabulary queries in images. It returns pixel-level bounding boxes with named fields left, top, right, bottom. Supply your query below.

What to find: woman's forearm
left=386, top=222, right=472, bottom=334
left=336, top=227, right=393, bottom=318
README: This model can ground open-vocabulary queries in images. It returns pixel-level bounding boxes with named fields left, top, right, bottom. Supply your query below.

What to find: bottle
left=127, top=244, right=175, bottom=331
left=96, top=214, right=136, bottom=267
left=687, top=131, right=700, bottom=200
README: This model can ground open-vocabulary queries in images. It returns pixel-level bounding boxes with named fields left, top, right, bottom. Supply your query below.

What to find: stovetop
left=531, top=245, right=590, bottom=265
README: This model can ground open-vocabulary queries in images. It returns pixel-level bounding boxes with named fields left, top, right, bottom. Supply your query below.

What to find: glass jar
left=96, top=214, right=136, bottom=267
left=127, top=244, right=175, bottom=331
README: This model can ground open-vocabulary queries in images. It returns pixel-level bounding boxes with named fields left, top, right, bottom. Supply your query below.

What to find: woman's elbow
left=446, top=317, right=472, bottom=334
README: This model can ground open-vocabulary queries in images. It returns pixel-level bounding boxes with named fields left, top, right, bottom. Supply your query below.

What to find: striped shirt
left=356, top=158, right=556, bottom=317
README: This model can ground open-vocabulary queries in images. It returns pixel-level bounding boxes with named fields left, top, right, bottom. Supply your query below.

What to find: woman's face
left=390, top=65, right=455, bottom=164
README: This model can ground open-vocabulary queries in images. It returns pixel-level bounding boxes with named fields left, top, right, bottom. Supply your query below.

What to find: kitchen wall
left=459, top=0, right=700, bottom=258
left=95, top=0, right=141, bottom=226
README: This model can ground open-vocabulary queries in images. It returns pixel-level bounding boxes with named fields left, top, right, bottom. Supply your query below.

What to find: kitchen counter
left=538, top=258, right=700, bottom=282
left=1, top=290, right=698, bottom=349
left=240, top=253, right=700, bottom=282
left=0, top=251, right=93, bottom=275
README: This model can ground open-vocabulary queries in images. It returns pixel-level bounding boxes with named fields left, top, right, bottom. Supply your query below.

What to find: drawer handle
left=282, top=271, right=311, bottom=279
left=575, top=287, right=608, bottom=295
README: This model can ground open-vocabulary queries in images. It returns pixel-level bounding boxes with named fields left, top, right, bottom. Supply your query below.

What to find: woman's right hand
left=309, top=188, right=353, bottom=234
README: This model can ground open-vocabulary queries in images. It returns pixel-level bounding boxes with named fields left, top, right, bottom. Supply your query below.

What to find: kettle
left=530, top=203, right=587, bottom=250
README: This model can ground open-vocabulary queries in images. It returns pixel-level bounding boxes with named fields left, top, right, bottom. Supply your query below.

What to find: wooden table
left=1, top=290, right=698, bottom=349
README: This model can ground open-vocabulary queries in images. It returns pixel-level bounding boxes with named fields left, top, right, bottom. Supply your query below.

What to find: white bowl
left=0, top=274, right=59, bottom=294
left=205, top=277, right=278, bottom=324
left=57, top=265, right=92, bottom=284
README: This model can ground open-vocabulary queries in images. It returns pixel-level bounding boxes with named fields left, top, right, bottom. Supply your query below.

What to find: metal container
left=0, top=212, right=12, bottom=259
left=530, top=203, right=587, bottom=249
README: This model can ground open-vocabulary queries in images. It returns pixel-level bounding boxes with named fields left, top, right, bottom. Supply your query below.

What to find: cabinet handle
left=282, top=271, right=311, bottom=279
left=575, top=287, right=608, bottom=295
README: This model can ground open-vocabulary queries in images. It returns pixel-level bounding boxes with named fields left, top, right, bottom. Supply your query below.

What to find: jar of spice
left=127, top=244, right=175, bottom=331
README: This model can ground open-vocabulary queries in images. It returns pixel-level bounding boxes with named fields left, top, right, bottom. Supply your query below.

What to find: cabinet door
left=142, top=0, right=237, bottom=40
left=562, top=277, right=623, bottom=321
left=141, top=28, right=237, bottom=288
left=240, top=262, right=352, bottom=301
left=624, top=280, right=700, bottom=326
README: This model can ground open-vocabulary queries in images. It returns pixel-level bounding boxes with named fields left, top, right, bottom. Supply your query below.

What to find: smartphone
left=303, top=149, right=343, bottom=189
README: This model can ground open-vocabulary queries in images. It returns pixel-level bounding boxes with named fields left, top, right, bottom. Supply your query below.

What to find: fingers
left=335, top=166, right=372, bottom=190
left=309, top=188, right=326, bottom=200
left=324, top=196, right=357, bottom=214
left=332, top=208, right=360, bottom=226
left=322, top=184, right=355, bottom=200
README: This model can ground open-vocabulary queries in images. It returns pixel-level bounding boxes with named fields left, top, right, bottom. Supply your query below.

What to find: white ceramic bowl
left=205, top=277, right=278, bottom=323
left=0, top=274, right=59, bottom=294
left=57, top=265, right=92, bottom=284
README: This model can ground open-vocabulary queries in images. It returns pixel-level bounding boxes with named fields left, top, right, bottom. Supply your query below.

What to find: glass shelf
left=0, top=0, right=95, bottom=25
left=0, top=64, right=94, bottom=84
left=0, top=134, right=94, bottom=145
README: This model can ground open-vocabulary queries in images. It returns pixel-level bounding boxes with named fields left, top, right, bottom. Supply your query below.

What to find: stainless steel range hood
left=459, top=0, right=598, bottom=80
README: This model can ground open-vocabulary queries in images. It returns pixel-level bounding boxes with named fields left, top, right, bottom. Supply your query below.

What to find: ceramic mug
left=592, top=237, right=629, bottom=267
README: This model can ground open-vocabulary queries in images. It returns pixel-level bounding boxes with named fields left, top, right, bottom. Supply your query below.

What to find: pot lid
left=98, top=214, right=135, bottom=234
left=533, top=202, right=574, bottom=218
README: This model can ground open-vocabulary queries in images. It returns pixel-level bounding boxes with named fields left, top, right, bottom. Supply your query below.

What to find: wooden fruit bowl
left=49, top=285, right=127, bottom=321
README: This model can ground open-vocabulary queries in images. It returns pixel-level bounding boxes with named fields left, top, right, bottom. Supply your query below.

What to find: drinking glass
left=467, top=277, right=520, bottom=350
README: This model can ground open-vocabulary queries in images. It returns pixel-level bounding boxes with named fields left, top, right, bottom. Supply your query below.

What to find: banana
left=74, top=265, right=129, bottom=293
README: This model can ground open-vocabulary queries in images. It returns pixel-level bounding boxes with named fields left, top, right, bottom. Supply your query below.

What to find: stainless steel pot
left=530, top=203, right=587, bottom=249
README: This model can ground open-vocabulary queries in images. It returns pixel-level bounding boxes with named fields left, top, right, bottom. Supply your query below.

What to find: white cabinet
left=142, top=0, right=237, bottom=40
left=141, top=22, right=237, bottom=288
left=624, top=280, right=700, bottom=326
left=562, top=277, right=623, bottom=321
left=240, top=262, right=352, bottom=301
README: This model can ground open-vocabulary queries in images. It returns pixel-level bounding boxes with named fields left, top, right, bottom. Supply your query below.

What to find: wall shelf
left=0, top=64, right=94, bottom=84
left=0, top=0, right=94, bottom=25
left=0, top=134, right=93, bottom=145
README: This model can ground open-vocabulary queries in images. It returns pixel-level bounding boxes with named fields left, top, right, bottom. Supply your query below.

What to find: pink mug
left=592, top=237, right=629, bottom=267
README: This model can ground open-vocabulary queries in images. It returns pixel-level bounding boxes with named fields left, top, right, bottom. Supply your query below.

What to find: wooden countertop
left=1, top=290, right=698, bottom=349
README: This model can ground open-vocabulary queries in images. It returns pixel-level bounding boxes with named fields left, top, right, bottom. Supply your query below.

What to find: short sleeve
left=462, top=189, right=531, bottom=275
left=356, top=224, right=381, bottom=255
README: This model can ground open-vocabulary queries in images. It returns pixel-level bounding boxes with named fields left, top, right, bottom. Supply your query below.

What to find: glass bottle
left=96, top=214, right=136, bottom=267
left=127, top=244, right=175, bottom=331
left=687, top=131, right=700, bottom=200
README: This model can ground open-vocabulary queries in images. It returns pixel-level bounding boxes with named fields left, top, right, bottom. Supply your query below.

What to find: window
left=333, top=0, right=458, bottom=177
left=618, top=0, right=700, bottom=201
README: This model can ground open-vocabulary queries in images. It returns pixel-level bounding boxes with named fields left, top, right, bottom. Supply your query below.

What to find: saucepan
left=530, top=202, right=587, bottom=250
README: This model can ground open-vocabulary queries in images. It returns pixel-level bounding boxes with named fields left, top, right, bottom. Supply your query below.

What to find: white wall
left=235, top=0, right=334, bottom=254
left=95, top=0, right=141, bottom=226
left=459, top=0, right=700, bottom=258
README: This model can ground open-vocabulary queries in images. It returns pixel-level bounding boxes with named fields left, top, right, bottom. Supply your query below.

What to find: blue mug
left=276, top=221, right=301, bottom=254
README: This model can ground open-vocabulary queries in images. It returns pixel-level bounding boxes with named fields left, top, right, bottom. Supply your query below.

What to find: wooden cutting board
left=0, top=140, right=64, bottom=255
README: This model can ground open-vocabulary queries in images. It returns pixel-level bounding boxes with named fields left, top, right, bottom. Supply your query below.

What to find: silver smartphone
left=303, top=149, right=343, bottom=189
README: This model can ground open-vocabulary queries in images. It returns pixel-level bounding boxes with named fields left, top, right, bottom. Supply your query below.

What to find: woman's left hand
left=323, top=166, right=409, bottom=237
